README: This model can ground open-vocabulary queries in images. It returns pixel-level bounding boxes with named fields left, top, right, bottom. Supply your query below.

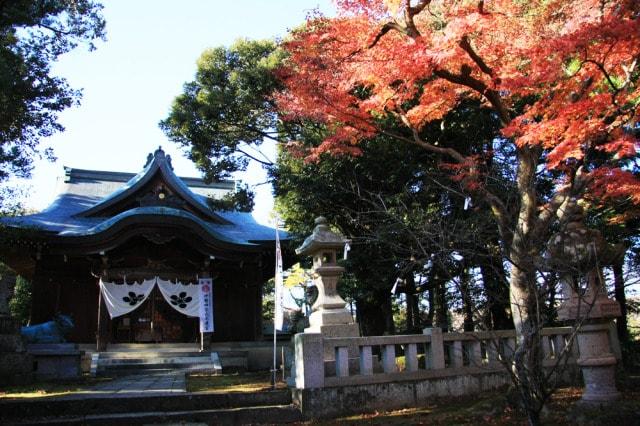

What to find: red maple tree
left=277, top=1, right=639, bottom=422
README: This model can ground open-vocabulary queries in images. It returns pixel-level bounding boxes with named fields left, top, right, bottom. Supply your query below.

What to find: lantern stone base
left=305, top=322, right=359, bottom=338
left=575, top=323, right=620, bottom=404
left=307, top=307, right=356, bottom=330
left=557, top=297, right=621, bottom=321
left=305, top=313, right=359, bottom=360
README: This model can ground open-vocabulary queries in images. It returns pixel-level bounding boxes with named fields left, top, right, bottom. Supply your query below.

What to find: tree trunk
left=356, top=288, right=394, bottom=336
left=460, top=267, right=474, bottom=332
left=510, top=261, right=545, bottom=426
left=612, top=260, right=629, bottom=344
left=432, top=264, right=449, bottom=331
left=405, top=274, right=421, bottom=332
left=478, top=243, right=513, bottom=330
left=507, top=146, right=546, bottom=426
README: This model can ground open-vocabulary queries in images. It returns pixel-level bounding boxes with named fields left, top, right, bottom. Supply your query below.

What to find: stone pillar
left=293, top=333, right=325, bottom=389
left=423, top=327, right=445, bottom=369
left=296, top=217, right=359, bottom=347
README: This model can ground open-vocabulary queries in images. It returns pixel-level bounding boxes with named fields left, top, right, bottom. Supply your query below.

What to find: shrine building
left=0, top=148, right=287, bottom=349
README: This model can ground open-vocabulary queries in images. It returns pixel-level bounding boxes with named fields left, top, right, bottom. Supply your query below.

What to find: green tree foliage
left=160, top=39, right=284, bottom=182
left=207, top=183, right=255, bottom=212
left=0, top=0, right=105, bottom=182
left=273, top=102, right=513, bottom=334
left=8, top=275, right=31, bottom=325
left=163, top=38, right=514, bottom=335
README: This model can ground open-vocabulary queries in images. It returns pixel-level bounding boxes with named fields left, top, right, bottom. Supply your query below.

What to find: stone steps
left=0, top=390, right=299, bottom=425
left=105, top=343, right=200, bottom=352
left=93, top=344, right=251, bottom=375
left=96, top=345, right=220, bottom=375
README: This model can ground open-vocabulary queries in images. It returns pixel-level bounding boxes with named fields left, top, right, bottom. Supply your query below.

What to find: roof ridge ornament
left=144, top=147, right=170, bottom=168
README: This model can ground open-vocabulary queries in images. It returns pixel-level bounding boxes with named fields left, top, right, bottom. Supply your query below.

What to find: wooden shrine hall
left=1, top=148, right=288, bottom=349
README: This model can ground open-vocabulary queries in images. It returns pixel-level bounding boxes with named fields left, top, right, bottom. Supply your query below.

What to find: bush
left=9, top=276, right=31, bottom=325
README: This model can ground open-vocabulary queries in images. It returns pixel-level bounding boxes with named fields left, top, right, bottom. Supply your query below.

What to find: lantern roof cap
left=296, top=216, right=345, bottom=256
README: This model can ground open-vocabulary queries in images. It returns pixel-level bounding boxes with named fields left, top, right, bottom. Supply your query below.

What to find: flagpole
left=272, top=218, right=282, bottom=389
left=272, top=313, right=277, bottom=388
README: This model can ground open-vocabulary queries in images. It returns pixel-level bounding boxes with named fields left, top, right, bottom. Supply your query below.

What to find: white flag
left=391, top=277, right=403, bottom=295
left=198, top=278, right=214, bottom=333
left=274, top=221, right=284, bottom=331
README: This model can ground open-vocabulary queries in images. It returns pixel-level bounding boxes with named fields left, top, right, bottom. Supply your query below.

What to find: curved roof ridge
left=75, top=147, right=231, bottom=224
left=60, top=206, right=248, bottom=245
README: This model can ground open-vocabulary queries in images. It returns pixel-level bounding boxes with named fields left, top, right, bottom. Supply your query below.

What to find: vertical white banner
left=274, top=222, right=284, bottom=331
left=198, top=278, right=214, bottom=333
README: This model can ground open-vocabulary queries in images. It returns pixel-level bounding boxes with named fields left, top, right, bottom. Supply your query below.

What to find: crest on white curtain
left=99, top=277, right=203, bottom=319
left=99, top=278, right=156, bottom=319
left=156, top=278, right=200, bottom=317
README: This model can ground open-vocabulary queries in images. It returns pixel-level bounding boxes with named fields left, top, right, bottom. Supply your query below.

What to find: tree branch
left=381, top=115, right=512, bottom=241
left=236, top=148, right=273, bottom=166
left=367, top=21, right=410, bottom=49
left=459, top=35, right=494, bottom=77
left=433, top=67, right=511, bottom=125
left=38, top=23, right=72, bottom=36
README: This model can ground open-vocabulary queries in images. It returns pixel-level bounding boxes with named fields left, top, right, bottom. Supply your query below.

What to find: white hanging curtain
left=99, top=278, right=157, bottom=319
left=156, top=278, right=200, bottom=317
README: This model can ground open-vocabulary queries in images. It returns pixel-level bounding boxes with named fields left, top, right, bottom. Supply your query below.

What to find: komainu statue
left=21, top=314, right=74, bottom=343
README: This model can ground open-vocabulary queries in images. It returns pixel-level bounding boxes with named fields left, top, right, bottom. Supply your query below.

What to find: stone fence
left=291, top=324, right=621, bottom=418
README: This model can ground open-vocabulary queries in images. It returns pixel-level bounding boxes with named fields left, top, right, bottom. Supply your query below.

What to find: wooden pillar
left=253, top=262, right=263, bottom=340
left=96, top=280, right=109, bottom=351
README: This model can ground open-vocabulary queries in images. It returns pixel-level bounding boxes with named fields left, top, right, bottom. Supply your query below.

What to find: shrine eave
left=0, top=147, right=288, bottom=256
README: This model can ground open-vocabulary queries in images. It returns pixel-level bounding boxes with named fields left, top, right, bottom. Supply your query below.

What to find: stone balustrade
left=291, top=324, right=620, bottom=418
left=292, top=325, right=617, bottom=390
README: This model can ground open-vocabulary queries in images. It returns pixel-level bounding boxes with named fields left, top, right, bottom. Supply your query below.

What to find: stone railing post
left=335, top=346, right=349, bottom=377
left=381, top=344, right=396, bottom=373
left=405, top=343, right=419, bottom=372
left=293, top=333, right=325, bottom=389
left=450, top=340, right=464, bottom=368
left=423, top=327, right=445, bottom=369
left=359, top=346, right=373, bottom=375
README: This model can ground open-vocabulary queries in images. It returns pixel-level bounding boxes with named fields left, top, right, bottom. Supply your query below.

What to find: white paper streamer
left=343, top=240, right=352, bottom=260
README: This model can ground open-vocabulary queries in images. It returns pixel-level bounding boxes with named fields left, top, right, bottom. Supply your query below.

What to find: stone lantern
left=296, top=217, right=359, bottom=338
left=548, top=198, right=621, bottom=404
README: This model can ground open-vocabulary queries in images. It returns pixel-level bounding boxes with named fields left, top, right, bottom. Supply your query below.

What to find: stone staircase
left=95, top=343, right=221, bottom=375
left=0, top=389, right=301, bottom=425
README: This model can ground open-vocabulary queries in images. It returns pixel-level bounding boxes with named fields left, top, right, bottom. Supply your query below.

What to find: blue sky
left=15, top=0, right=334, bottom=225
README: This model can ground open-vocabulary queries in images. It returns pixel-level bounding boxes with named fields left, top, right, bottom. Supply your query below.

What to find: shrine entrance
left=111, top=286, right=199, bottom=344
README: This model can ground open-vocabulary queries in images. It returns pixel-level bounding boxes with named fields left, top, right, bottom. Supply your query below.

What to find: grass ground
left=0, top=375, right=113, bottom=399
left=2, top=370, right=638, bottom=424
left=307, top=372, right=640, bottom=425
left=186, top=371, right=286, bottom=393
